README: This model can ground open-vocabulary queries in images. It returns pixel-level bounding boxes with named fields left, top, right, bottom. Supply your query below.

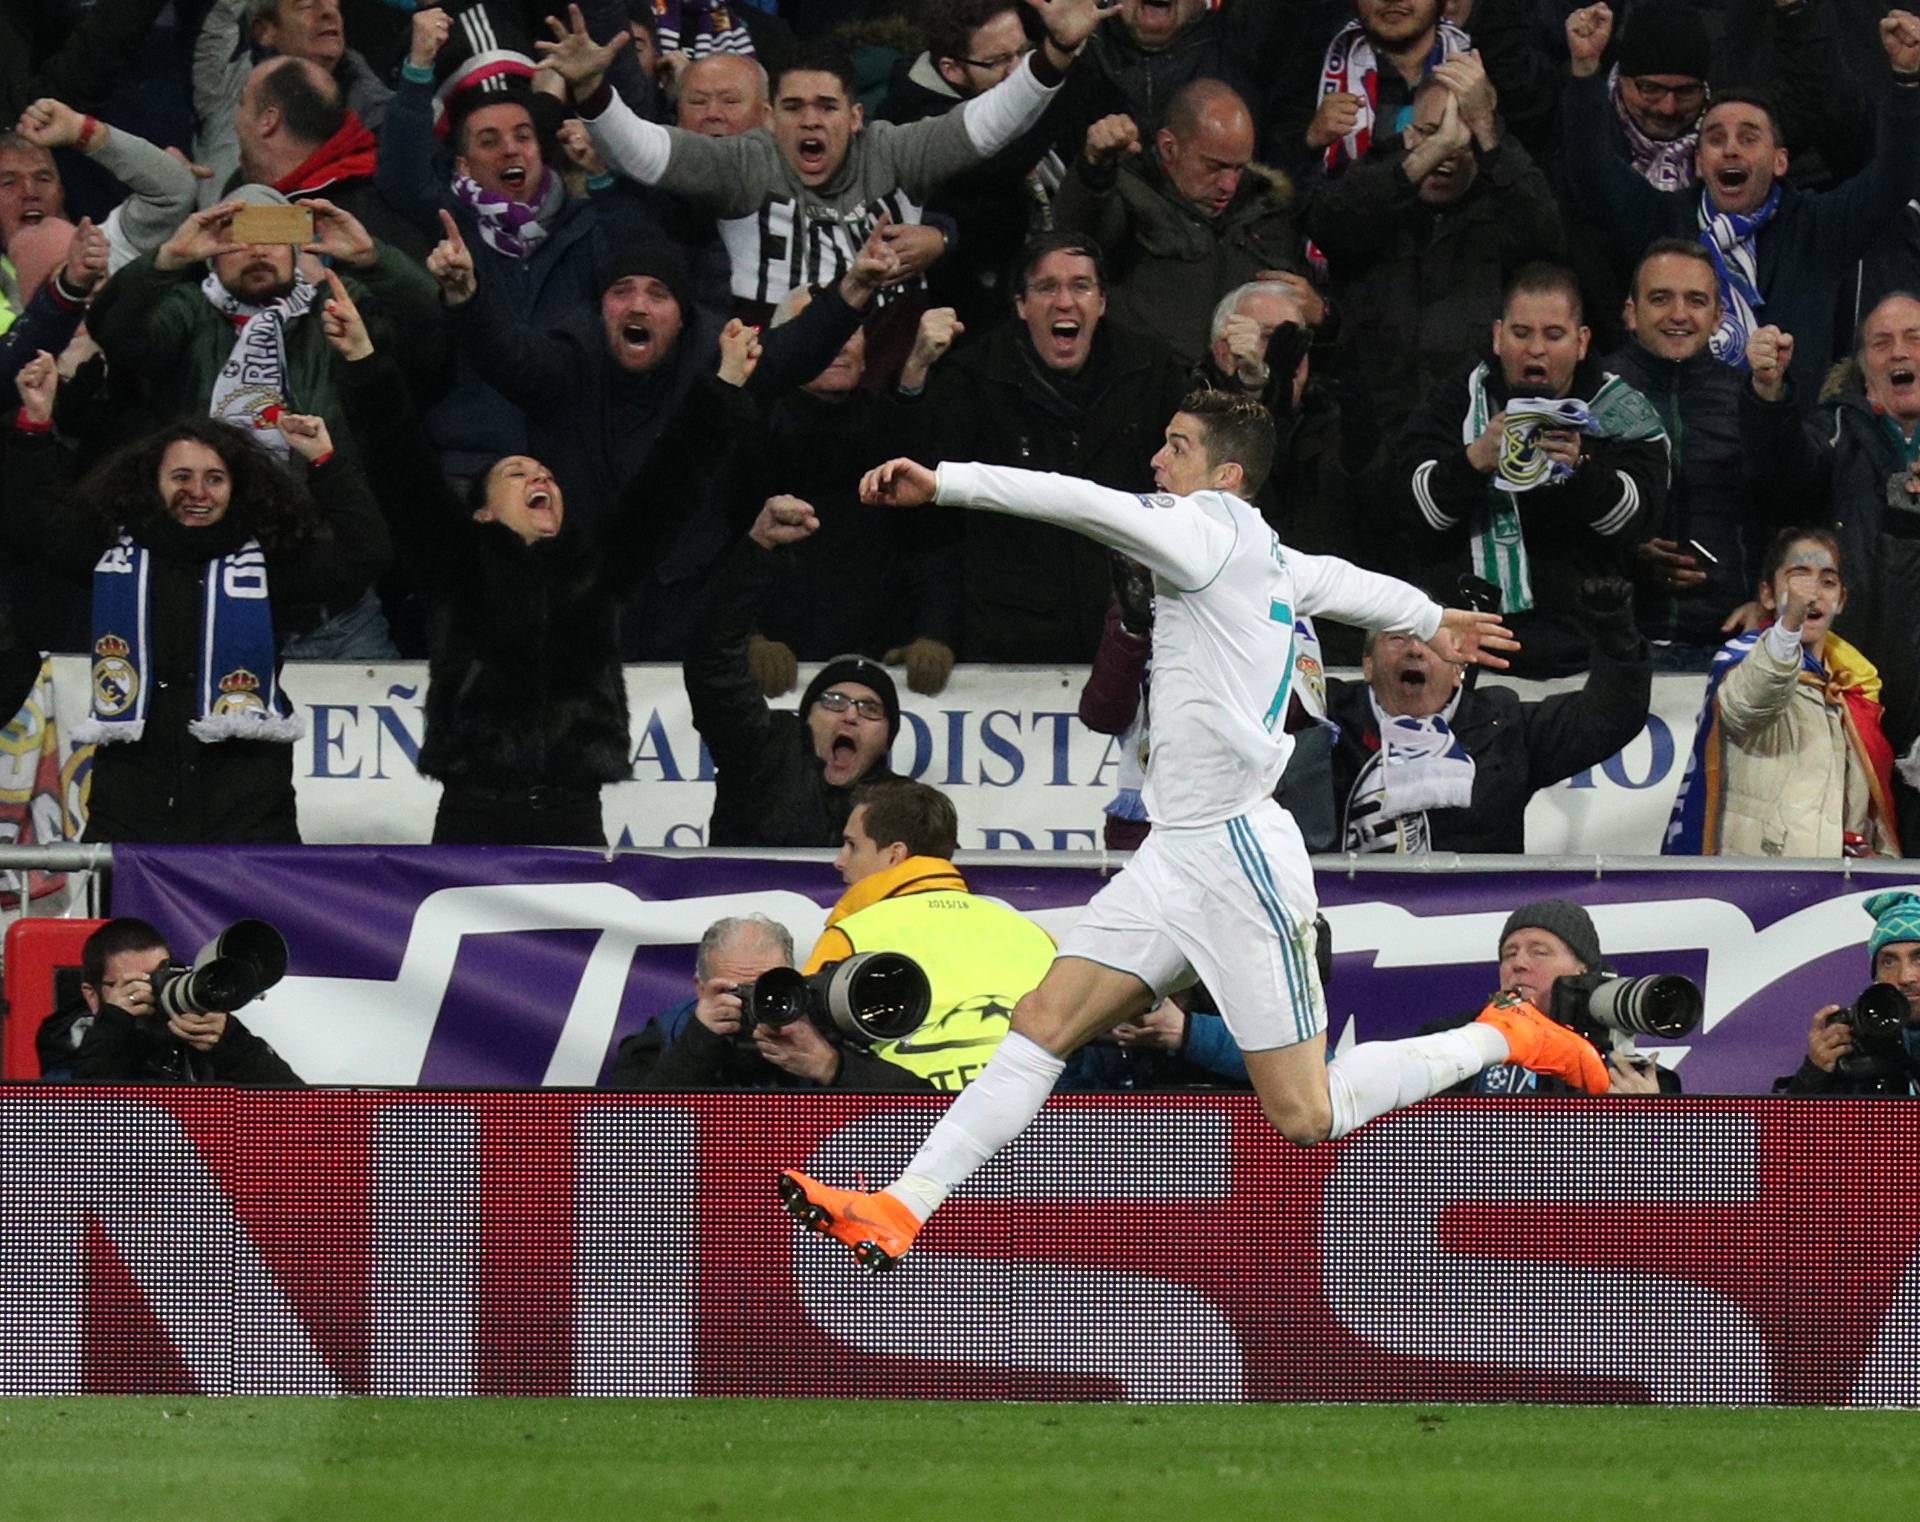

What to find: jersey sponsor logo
left=1134, top=493, right=1179, bottom=511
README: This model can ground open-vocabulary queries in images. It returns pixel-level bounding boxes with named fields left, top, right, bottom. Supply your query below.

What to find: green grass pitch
left=3, top=1398, right=1914, bottom=1521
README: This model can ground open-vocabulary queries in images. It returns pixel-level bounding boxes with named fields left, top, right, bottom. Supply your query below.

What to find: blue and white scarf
left=1698, top=184, right=1780, bottom=369
left=76, top=534, right=302, bottom=746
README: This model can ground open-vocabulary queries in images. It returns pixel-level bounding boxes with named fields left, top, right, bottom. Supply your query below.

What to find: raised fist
left=410, top=7, right=452, bottom=70
left=1747, top=325, right=1794, bottom=401
left=1565, top=3, right=1614, bottom=77
left=1083, top=112, right=1141, bottom=167
left=1883, top=9, right=1920, bottom=75
left=1306, top=91, right=1364, bottom=150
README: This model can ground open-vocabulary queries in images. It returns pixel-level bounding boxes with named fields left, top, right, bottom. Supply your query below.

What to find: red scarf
left=275, top=111, right=378, bottom=195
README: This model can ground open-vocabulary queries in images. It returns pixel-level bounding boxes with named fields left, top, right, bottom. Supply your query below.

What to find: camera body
left=1832, top=982, right=1915, bottom=1088
left=1547, top=970, right=1703, bottom=1058
left=736, top=952, right=931, bottom=1049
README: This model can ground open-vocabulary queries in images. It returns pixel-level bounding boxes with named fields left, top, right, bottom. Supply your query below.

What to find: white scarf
left=201, top=269, right=319, bottom=459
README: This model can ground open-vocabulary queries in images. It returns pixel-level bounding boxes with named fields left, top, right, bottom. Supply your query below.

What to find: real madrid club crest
left=92, top=635, right=136, bottom=716
left=215, top=669, right=268, bottom=717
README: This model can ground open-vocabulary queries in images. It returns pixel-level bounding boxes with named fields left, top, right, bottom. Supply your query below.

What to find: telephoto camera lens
left=1579, top=973, right=1703, bottom=1039
left=814, top=952, right=932, bottom=1045
left=150, top=919, right=289, bottom=1019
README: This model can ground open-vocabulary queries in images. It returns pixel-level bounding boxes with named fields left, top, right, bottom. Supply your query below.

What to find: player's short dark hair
left=1014, top=230, right=1106, bottom=296
left=82, top=918, right=170, bottom=989
left=853, top=780, right=959, bottom=861
left=1630, top=237, right=1719, bottom=300
left=1502, top=261, right=1585, bottom=326
left=774, top=41, right=859, bottom=103
left=923, top=0, right=1023, bottom=65
left=1177, top=388, right=1277, bottom=498
left=1700, top=88, right=1783, bottom=145
left=257, top=56, right=346, bottom=147
left=1759, top=525, right=1845, bottom=589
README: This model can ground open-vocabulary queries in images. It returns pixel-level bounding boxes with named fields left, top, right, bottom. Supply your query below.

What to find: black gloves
left=1578, top=575, right=1642, bottom=659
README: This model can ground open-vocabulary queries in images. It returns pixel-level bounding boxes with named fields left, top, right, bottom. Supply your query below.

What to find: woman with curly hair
left=5, top=349, right=390, bottom=842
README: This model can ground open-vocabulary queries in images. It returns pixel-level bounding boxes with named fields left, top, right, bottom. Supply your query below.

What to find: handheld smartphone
left=230, top=202, right=314, bottom=247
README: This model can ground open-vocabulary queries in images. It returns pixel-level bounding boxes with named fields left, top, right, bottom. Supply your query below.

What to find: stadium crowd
left=0, top=0, right=1918, bottom=872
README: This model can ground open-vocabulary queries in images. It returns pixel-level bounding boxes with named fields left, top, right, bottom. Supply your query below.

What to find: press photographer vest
left=832, top=893, right=1054, bottom=1094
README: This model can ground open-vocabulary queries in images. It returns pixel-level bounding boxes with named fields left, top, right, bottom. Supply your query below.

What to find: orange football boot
left=779, top=1170, right=922, bottom=1274
left=1475, top=993, right=1612, bottom=1095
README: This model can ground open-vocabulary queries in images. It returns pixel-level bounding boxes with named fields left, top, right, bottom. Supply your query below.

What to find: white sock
left=887, top=1031, right=1065, bottom=1222
left=1325, top=1024, right=1509, bottom=1140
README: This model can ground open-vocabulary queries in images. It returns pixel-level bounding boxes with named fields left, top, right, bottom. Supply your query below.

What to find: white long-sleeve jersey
left=935, top=463, right=1445, bottom=828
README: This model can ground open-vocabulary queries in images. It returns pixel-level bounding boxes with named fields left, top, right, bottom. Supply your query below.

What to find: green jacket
left=1054, top=150, right=1305, bottom=367
left=89, top=243, right=442, bottom=446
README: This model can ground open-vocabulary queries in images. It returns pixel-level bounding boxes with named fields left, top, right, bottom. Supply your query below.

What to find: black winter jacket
left=1326, top=629, right=1652, bottom=854
left=894, top=319, right=1190, bottom=662
left=2, top=433, right=389, bottom=843
left=1304, top=136, right=1563, bottom=468
left=1603, top=341, right=1778, bottom=649
left=1398, top=355, right=1669, bottom=677
left=686, top=537, right=897, bottom=848
left=1055, top=152, right=1306, bottom=368
left=67, top=1001, right=301, bottom=1085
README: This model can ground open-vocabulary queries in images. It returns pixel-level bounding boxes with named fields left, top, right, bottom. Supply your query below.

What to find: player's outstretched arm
left=1428, top=607, right=1521, bottom=670
left=869, top=459, right=1230, bottom=590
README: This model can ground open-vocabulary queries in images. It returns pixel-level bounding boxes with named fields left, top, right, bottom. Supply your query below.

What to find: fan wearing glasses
left=686, top=491, right=902, bottom=846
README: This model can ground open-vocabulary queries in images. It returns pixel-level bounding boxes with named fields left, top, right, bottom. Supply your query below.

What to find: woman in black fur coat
left=329, top=280, right=751, bottom=846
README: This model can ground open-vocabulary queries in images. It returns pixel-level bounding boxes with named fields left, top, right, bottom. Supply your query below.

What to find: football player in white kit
left=781, top=390, right=1610, bottom=1273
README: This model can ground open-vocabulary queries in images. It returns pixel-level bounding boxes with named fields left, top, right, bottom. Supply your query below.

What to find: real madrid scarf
left=76, top=533, right=302, bottom=746
left=1698, top=183, right=1780, bottom=369
left=1317, top=17, right=1472, bottom=176
left=1344, top=683, right=1474, bottom=854
left=1464, top=365, right=1667, bottom=612
left=201, top=270, right=318, bottom=458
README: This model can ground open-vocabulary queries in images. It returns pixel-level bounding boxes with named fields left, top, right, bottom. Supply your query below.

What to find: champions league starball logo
left=91, top=635, right=135, bottom=717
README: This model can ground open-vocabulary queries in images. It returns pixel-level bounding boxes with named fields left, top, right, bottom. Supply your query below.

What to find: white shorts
left=1057, top=800, right=1325, bottom=1052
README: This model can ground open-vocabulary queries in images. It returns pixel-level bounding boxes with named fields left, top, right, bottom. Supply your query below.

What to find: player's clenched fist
left=1305, top=91, right=1364, bottom=149
left=1083, top=112, right=1141, bottom=166
left=1747, top=325, right=1793, bottom=401
left=1565, top=3, right=1613, bottom=76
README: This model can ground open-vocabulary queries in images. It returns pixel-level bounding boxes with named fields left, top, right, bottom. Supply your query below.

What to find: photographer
left=1420, top=900, right=1683, bottom=1095
left=605, top=915, right=933, bottom=1093
left=44, top=918, right=301, bottom=1085
left=1778, top=891, right=1920, bottom=1096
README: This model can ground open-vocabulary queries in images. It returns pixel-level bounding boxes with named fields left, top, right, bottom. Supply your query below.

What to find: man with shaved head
left=1054, top=77, right=1311, bottom=367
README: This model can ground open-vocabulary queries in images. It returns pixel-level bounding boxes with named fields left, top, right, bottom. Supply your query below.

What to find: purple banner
left=109, top=847, right=1920, bottom=1094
